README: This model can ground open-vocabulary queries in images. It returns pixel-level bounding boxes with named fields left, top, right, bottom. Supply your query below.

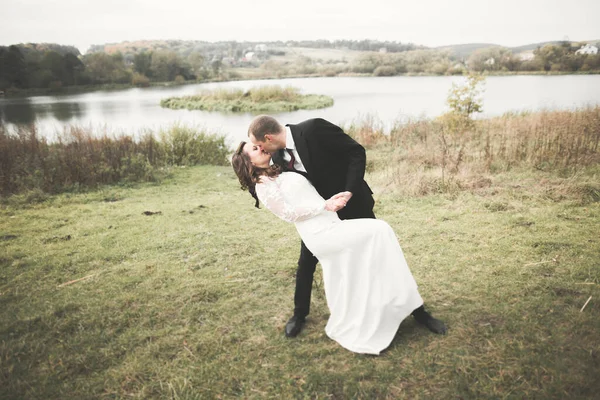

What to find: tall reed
left=344, top=107, right=600, bottom=170
left=344, top=107, right=600, bottom=197
left=0, top=124, right=229, bottom=197
left=479, top=108, right=600, bottom=169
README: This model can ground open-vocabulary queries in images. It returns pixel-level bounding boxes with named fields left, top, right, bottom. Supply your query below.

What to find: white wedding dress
left=255, top=172, right=423, bottom=355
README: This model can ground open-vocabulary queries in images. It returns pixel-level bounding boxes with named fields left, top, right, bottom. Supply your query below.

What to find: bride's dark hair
left=232, top=141, right=282, bottom=208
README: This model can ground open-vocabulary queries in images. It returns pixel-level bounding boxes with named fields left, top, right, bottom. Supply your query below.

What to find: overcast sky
left=2, top=0, right=599, bottom=53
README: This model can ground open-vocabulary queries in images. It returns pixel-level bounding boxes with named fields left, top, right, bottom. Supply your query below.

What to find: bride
left=232, top=141, right=446, bottom=355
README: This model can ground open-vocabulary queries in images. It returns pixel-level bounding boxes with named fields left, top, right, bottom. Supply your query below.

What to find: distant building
left=255, top=44, right=267, bottom=52
left=575, top=44, right=599, bottom=55
left=484, top=58, right=495, bottom=66
left=379, top=47, right=387, bottom=53
left=518, top=51, right=535, bottom=61
left=243, top=52, right=255, bottom=61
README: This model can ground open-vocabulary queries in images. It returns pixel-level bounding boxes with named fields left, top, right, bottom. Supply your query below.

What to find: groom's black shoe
left=412, top=306, right=447, bottom=335
left=285, top=315, right=306, bottom=338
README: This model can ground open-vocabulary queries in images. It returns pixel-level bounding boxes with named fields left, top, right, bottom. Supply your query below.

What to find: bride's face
left=244, top=142, right=271, bottom=168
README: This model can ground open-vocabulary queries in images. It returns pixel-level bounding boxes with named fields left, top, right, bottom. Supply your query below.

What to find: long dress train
left=255, top=172, right=423, bottom=355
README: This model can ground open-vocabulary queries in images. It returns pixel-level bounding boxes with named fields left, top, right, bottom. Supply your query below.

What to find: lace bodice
left=255, top=172, right=340, bottom=237
left=255, top=172, right=327, bottom=222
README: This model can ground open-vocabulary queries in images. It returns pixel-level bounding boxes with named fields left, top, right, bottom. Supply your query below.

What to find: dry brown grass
left=345, top=107, right=600, bottom=199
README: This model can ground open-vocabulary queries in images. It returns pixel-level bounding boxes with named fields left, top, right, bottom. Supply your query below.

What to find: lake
left=1, top=75, right=600, bottom=146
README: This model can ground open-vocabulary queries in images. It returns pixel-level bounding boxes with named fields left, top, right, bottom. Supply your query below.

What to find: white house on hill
left=575, top=44, right=599, bottom=55
left=255, top=44, right=267, bottom=52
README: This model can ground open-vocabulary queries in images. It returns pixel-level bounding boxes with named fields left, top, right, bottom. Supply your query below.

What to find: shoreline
left=3, top=70, right=600, bottom=98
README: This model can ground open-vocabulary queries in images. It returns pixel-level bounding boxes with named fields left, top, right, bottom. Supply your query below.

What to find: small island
left=160, top=85, right=334, bottom=112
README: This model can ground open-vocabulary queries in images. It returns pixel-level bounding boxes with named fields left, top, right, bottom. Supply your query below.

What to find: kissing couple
left=232, top=115, right=447, bottom=355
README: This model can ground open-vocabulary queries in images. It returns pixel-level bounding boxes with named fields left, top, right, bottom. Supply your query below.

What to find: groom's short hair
left=248, top=115, right=283, bottom=142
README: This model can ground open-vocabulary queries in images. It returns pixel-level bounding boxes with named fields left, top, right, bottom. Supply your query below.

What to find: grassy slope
left=1, top=163, right=599, bottom=399
left=269, top=46, right=367, bottom=63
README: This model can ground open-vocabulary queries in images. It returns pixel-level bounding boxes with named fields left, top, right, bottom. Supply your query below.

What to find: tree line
left=467, top=42, right=600, bottom=73
left=1, top=40, right=599, bottom=92
left=0, top=43, right=218, bottom=91
left=340, top=41, right=600, bottom=76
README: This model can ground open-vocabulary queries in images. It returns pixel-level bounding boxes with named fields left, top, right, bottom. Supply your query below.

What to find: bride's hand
left=330, top=191, right=353, bottom=202
left=325, top=197, right=347, bottom=212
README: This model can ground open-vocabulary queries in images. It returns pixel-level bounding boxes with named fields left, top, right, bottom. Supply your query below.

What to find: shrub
left=159, top=125, right=230, bottom=166
left=373, top=66, right=397, bottom=76
left=320, top=67, right=340, bottom=77
left=445, top=73, right=485, bottom=124
left=132, top=73, right=150, bottom=87
left=344, top=114, right=388, bottom=148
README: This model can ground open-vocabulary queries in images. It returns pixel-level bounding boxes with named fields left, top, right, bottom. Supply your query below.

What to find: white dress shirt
left=282, top=126, right=307, bottom=172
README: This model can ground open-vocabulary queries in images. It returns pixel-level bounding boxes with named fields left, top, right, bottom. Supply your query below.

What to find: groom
left=248, top=115, right=447, bottom=337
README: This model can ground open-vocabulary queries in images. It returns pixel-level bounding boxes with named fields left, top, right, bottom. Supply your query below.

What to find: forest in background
left=1, top=39, right=600, bottom=93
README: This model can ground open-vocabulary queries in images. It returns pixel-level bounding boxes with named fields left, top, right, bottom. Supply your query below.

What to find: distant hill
left=86, top=39, right=422, bottom=57
left=82, top=39, right=600, bottom=69
left=437, top=40, right=600, bottom=59
left=510, top=41, right=567, bottom=53
left=435, top=43, right=501, bottom=58
left=88, top=40, right=218, bottom=55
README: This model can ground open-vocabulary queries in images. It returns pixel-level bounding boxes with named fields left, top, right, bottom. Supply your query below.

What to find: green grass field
left=1, top=158, right=599, bottom=399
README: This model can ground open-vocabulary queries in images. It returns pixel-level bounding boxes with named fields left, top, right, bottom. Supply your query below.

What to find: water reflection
left=0, top=98, right=83, bottom=126
left=0, top=99, right=36, bottom=125
left=50, top=102, right=82, bottom=121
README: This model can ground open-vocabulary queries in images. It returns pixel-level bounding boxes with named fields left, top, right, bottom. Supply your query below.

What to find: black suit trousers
left=293, top=207, right=376, bottom=319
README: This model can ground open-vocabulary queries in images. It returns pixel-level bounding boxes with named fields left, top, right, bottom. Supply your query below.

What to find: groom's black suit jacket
left=272, top=118, right=375, bottom=220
